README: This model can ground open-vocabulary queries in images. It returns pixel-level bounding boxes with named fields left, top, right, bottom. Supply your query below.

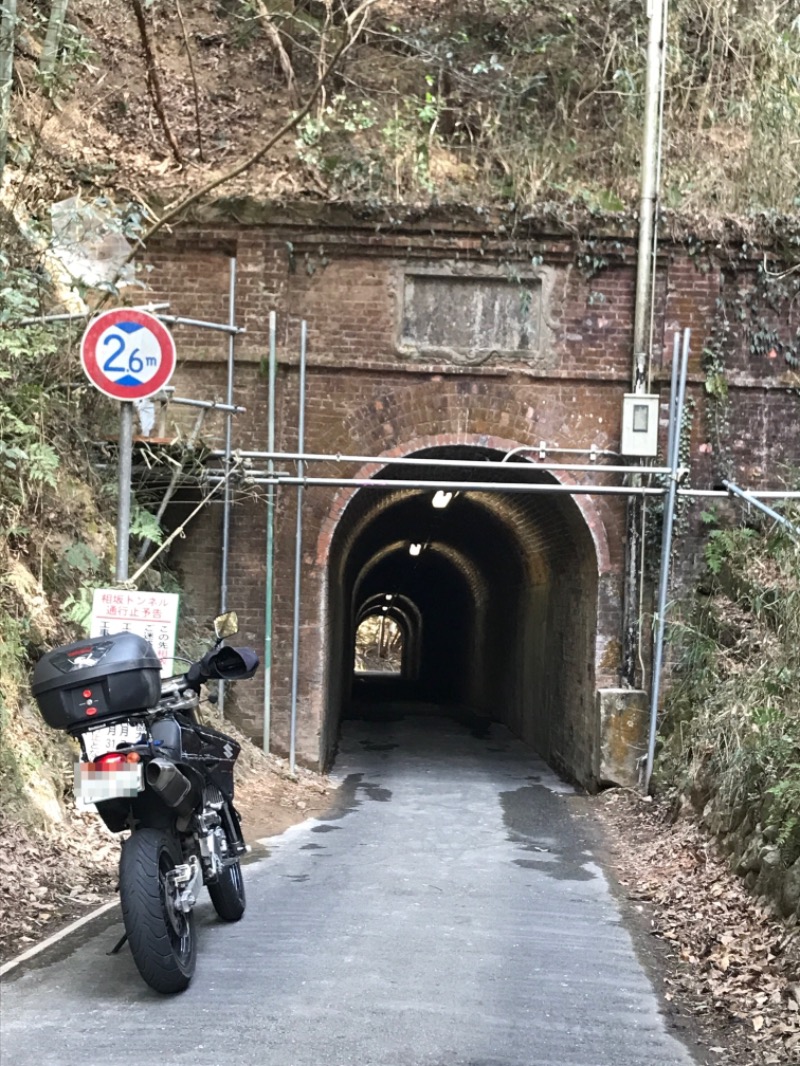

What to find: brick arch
left=320, top=432, right=611, bottom=785
left=315, top=432, right=612, bottom=577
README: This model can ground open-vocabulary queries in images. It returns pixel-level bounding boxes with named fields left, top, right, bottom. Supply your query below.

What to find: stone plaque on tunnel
left=400, top=273, right=544, bottom=365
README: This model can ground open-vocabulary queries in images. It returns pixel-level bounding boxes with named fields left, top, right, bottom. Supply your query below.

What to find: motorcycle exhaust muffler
left=146, top=758, right=192, bottom=808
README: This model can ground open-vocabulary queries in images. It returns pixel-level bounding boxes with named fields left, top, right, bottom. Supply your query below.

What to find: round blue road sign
left=80, top=309, right=176, bottom=401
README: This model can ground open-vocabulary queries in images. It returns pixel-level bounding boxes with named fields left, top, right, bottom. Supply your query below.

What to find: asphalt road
left=0, top=717, right=698, bottom=1066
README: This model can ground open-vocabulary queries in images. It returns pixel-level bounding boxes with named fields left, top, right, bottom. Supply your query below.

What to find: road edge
left=0, top=899, right=119, bottom=978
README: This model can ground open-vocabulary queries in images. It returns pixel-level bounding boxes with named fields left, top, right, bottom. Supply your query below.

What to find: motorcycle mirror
left=213, top=611, right=239, bottom=639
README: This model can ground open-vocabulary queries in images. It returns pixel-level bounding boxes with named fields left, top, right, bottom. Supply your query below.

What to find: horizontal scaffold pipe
left=13, top=303, right=170, bottom=327
left=156, top=313, right=246, bottom=335
left=167, top=396, right=246, bottom=413
left=205, top=475, right=666, bottom=496
left=204, top=475, right=800, bottom=502
left=680, top=489, right=800, bottom=500
left=208, top=450, right=672, bottom=477
left=722, top=480, right=800, bottom=540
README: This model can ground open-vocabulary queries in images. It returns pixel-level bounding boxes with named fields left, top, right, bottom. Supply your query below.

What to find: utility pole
left=622, top=0, right=668, bottom=686
left=633, top=0, right=667, bottom=373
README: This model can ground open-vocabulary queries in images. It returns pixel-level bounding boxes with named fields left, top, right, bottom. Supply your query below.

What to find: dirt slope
left=7, top=1, right=800, bottom=219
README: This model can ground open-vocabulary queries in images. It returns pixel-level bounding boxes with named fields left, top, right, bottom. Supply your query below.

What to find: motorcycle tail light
left=95, top=752, right=126, bottom=771
left=126, top=752, right=141, bottom=764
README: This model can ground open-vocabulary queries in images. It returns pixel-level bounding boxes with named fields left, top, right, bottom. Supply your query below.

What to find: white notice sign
left=90, top=589, right=180, bottom=675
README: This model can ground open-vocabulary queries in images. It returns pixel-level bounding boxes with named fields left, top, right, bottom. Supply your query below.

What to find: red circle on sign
left=80, top=309, right=176, bottom=401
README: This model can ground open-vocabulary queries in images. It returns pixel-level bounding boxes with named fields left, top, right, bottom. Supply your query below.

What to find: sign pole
left=116, top=401, right=134, bottom=582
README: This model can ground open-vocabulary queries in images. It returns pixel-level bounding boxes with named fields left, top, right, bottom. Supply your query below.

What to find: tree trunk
left=0, top=0, right=17, bottom=184
left=40, top=0, right=69, bottom=78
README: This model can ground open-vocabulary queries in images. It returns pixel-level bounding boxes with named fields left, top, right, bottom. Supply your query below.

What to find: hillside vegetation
left=1, top=1, right=798, bottom=220
left=0, top=248, right=177, bottom=818
left=659, top=504, right=800, bottom=918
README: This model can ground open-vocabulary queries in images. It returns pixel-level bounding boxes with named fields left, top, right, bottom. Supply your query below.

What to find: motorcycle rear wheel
left=119, top=828, right=196, bottom=994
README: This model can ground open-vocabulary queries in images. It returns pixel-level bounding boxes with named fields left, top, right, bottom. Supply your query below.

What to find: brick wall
left=139, top=209, right=799, bottom=785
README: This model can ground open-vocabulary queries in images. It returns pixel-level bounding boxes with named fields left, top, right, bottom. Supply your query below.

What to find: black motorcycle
left=31, top=611, right=259, bottom=994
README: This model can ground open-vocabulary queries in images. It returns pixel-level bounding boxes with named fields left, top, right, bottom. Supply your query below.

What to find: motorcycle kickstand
left=107, top=932, right=128, bottom=956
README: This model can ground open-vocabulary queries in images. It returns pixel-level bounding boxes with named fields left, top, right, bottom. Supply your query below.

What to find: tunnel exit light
left=409, top=543, right=422, bottom=556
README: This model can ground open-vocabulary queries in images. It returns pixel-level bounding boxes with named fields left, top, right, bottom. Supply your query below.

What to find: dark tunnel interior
left=323, top=446, right=601, bottom=785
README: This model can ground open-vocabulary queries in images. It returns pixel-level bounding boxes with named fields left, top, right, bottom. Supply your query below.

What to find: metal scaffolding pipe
left=218, top=258, right=237, bottom=718
left=722, top=480, right=800, bottom=541
left=207, top=450, right=672, bottom=477
left=289, top=322, right=308, bottom=774
left=204, top=477, right=800, bottom=505
left=680, top=489, right=800, bottom=500
left=257, top=476, right=667, bottom=497
left=161, top=396, right=246, bottom=414
left=263, top=311, right=278, bottom=754
left=664, top=333, right=680, bottom=475
left=14, top=303, right=170, bottom=328
left=645, top=328, right=691, bottom=792
left=156, top=313, right=246, bottom=335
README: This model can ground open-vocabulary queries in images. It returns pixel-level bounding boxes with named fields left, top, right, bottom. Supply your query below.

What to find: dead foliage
left=598, top=792, right=800, bottom=1065
left=0, top=811, right=118, bottom=963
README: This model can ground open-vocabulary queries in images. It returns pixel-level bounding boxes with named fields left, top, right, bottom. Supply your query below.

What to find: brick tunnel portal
left=323, top=447, right=601, bottom=785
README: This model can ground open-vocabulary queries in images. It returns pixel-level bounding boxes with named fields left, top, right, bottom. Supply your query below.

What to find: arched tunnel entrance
left=323, top=446, right=603, bottom=786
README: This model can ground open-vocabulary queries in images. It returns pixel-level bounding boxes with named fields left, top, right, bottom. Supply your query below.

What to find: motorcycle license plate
left=76, top=721, right=147, bottom=805
left=82, top=721, right=147, bottom=761
left=75, top=761, right=144, bottom=805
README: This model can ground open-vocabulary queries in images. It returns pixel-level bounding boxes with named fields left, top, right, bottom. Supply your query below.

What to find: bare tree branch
left=40, top=0, right=69, bottom=79
left=125, top=0, right=376, bottom=256
left=130, top=0, right=183, bottom=166
left=254, top=0, right=295, bottom=97
left=126, top=459, right=243, bottom=588
left=317, top=0, right=334, bottom=117
left=175, top=0, right=203, bottom=162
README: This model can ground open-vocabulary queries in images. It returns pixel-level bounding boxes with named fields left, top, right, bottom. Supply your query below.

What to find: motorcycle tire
left=119, top=828, right=197, bottom=994
left=207, top=856, right=246, bottom=922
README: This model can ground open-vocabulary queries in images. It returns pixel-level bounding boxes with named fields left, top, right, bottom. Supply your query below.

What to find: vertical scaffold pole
left=219, top=257, right=237, bottom=717
left=289, top=321, right=307, bottom=773
left=664, top=332, right=681, bottom=472
left=263, top=311, right=277, bottom=753
left=644, top=328, right=690, bottom=792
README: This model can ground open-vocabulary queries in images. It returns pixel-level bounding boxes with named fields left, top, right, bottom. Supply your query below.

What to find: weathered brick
left=142, top=215, right=798, bottom=783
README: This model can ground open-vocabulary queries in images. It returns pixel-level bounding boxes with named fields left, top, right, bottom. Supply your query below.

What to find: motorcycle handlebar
left=184, top=646, right=260, bottom=690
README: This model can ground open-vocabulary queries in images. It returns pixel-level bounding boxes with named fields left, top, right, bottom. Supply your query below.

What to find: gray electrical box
left=621, top=394, right=659, bottom=457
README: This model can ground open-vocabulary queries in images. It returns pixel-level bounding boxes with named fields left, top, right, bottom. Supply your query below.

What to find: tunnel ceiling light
left=385, top=594, right=394, bottom=601
left=382, top=606, right=389, bottom=612
left=409, top=543, right=422, bottom=556
left=432, top=490, right=454, bottom=509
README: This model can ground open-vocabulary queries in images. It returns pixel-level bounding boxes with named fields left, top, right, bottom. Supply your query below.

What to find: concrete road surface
left=0, top=717, right=698, bottom=1066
